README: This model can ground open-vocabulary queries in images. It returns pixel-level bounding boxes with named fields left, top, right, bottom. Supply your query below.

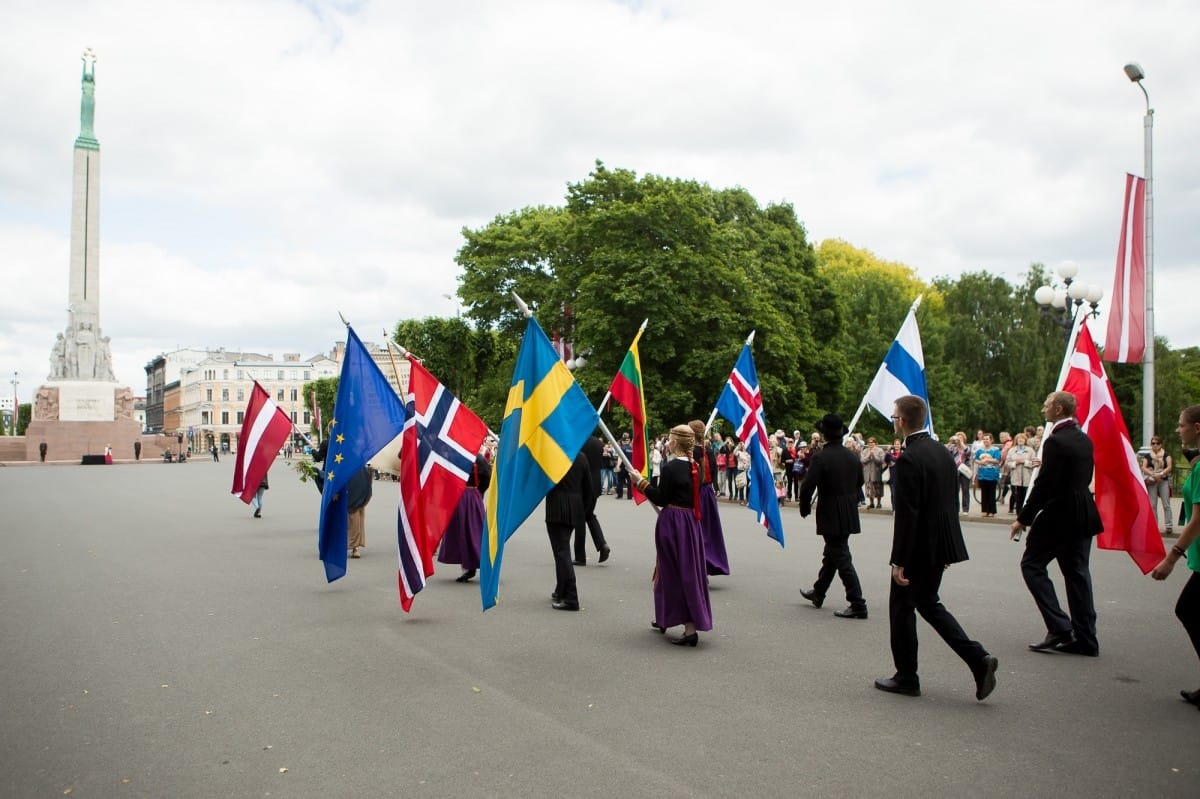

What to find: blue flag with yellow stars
left=480, top=317, right=598, bottom=610
left=318, top=327, right=408, bottom=582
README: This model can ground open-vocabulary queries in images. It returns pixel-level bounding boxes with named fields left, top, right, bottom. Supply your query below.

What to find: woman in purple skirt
left=637, top=424, right=713, bottom=647
left=437, top=453, right=491, bottom=582
left=689, top=420, right=730, bottom=576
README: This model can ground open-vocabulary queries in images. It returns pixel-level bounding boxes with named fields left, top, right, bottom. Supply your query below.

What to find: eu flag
left=480, top=317, right=598, bottom=610
left=318, top=327, right=408, bottom=582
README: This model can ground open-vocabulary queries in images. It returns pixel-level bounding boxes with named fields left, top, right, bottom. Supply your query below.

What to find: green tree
left=301, top=377, right=339, bottom=442
left=456, top=162, right=842, bottom=433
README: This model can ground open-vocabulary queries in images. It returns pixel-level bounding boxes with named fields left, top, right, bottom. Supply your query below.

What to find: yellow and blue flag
left=318, top=326, right=408, bottom=582
left=480, top=317, right=598, bottom=610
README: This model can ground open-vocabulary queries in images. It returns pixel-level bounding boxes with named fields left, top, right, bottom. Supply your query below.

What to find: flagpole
left=1055, top=306, right=1086, bottom=390
left=381, top=332, right=408, bottom=397
left=705, top=330, right=755, bottom=435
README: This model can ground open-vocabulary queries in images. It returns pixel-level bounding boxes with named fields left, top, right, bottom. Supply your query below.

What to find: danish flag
left=396, top=356, right=489, bottom=611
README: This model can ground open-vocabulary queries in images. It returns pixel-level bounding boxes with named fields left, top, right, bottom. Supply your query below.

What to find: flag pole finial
left=338, top=311, right=350, bottom=328
left=511, top=292, right=533, bottom=319
left=746, top=330, right=756, bottom=345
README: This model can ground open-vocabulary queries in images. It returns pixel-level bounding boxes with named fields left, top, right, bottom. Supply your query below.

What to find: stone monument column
left=27, top=49, right=143, bottom=462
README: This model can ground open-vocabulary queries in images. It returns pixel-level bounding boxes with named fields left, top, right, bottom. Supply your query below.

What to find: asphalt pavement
left=1, top=459, right=1196, bottom=798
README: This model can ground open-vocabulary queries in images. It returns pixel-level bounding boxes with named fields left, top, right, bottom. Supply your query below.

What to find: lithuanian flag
left=607, top=325, right=649, bottom=504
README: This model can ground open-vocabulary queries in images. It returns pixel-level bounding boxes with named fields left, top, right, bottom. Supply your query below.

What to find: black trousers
left=889, top=566, right=988, bottom=684
left=574, top=497, right=608, bottom=562
left=1009, top=485, right=1028, bottom=514
left=1175, top=570, right=1200, bottom=666
left=615, top=470, right=632, bottom=499
left=1020, top=532, right=1098, bottom=651
left=957, top=474, right=971, bottom=513
left=811, top=534, right=864, bottom=608
left=547, top=522, right=578, bottom=604
left=979, top=479, right=998, bottom=514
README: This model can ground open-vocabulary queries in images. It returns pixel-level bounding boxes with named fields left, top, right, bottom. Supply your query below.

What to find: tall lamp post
left=1034, top=262, right=1103, bottom=339
left=10, top=371, right=18, bottom=435
left=1124, top=62, right=1155, bottom=451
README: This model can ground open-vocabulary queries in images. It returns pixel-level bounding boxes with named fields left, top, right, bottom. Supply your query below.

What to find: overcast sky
left=2, top=0, right=1198, bottom=407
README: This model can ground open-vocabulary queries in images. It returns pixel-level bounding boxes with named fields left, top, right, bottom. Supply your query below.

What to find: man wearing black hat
left=798, top=413, right=868, bottom=619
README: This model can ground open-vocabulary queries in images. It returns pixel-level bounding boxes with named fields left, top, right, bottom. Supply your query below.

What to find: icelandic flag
left=715, top=341, right=785, bottom=547
left=862, top=299, right=932, bottom=434
left=396, top=356, right=489, bottom=611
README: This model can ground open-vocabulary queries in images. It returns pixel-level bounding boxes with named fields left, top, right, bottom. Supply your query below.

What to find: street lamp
left=1124, top=61, right=1155, bottom=451
left=1034, top=262, right=1103, bottom=338
left=10, top=371, right=18, bottom=436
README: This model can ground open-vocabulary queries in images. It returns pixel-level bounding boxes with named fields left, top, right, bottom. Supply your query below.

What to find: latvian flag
left=232, top=381, right=293, bottom=503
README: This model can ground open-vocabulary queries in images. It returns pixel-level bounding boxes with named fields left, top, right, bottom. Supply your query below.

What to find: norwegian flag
left=1063, top=320, right=1164, bottom=573
left=231, top=381, right=292, bottom=503
left=396, top=356, right=489, bottom=611
left=1103, top=174, right=1147, bottom=363
left=714, top=341, right=785, bottom=547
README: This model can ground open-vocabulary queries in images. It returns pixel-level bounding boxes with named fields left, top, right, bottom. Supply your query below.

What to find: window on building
left=221, top=411, right=229, bottom=425
left=206, top=388, right=212, bottom=402
left=291, top=411, right=298, bottom=423
left=277, top=389, right=284, bottom=402
left=303, top=370, right=311, bottom=381
left=278, top=370, right=285, bottom=380
left=291, top=388, right=298, bottom=402
left=237, top=388, right=244, bottom=401
left=221, top=388, right=229, bottom=401
left=236, top=370, right=243, bottom=380
left=201, top=411, right=210, bottom=424
left=303, top=410, right=311, bottom=424
left=237, top=411, right=244, bottom=424
left=223, top=369, right=229, bottom=380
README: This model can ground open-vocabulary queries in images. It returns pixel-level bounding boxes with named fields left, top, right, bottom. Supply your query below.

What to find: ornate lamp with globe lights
left=1034, top=262, right=1103, bottom=338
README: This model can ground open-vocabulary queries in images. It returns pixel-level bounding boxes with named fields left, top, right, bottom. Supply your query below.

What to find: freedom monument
left=25, top=50, right=141, bottom=461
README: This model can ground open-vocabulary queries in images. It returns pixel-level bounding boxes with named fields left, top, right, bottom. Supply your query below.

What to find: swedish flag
left=479, top=318, right=598, bottom=610
left=318, top=327, right=408, bottom=582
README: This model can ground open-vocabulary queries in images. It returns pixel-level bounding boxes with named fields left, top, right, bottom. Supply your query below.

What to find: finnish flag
left=862, top=301, right=933, bottom=435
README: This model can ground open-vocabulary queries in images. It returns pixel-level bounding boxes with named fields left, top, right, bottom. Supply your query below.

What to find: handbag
left=735, top=471, right=748, bottom=489
left=957, top=462, right=973, bottom=480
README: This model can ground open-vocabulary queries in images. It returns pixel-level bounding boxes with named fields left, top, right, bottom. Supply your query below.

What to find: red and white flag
left=1103, top=174, right=1146, bottom=363
left=396, top=356, right=489, bottom=611
left=232, top=382, right=292, bottom=503
left=1062, top=320, right=1164, bottom=573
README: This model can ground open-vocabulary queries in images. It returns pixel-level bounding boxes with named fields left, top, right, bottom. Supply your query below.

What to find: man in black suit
left=1011, top=390, right=1104, bottom=656
left=798, top=413, right=868, bottom=619
left=876, top=395, right=998, bottom=701
left=545, top=451, right=593, bottom=611
left=574, top=433, right=612, bottom=566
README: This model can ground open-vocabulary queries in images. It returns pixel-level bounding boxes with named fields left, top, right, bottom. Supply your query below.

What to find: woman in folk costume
left=638, top=424, right=713, bottom=647
left=438, top=452, right=492, bottom=582
left=690, top=419, right=730, bottom=576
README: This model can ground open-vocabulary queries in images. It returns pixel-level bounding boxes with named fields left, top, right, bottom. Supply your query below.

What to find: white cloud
left=1, top=0, right=1197, bottom=413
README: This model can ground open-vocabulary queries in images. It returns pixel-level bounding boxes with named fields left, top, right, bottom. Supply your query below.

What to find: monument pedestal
left=26, top=381, right=143, bottom=462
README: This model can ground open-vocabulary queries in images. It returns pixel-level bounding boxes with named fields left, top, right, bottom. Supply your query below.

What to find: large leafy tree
left=455, top=162, right=842, bottom=435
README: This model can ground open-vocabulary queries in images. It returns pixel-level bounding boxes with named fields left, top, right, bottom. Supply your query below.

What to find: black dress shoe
left=799, top=589, right=824, bottom=609
left=834, top=606, right=868, bottom=619
left=454, top=568, right=477, bottom=583
left=650, top=621, right=666, bottom=634
left=598, top=546, right=611, bottom=563
left=874, top=677, right=920, bottom=697
left=572, top=559, right=586, bottom=567
left=670, top=632, right=698, bottom=647
left=1029, top=630, right=1074, bottom=652
left=973, top=655, right=999, bottom=701
left=551, top=599, right=580, bottom=611
left=1180, top=689, right=1200, bottom=707
left=1052, top=640, right=1099, bottom=657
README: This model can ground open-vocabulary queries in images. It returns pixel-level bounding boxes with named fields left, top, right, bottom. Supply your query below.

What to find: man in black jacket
left=574, top=434, right=612, bottom=566
left=798, top=414, right=867, bottom=619
left=1011, top=391, right=1104, bottom=656
left=877, top=395, right=998, bottom=701
left=546, top=451, right=593, bottom=611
